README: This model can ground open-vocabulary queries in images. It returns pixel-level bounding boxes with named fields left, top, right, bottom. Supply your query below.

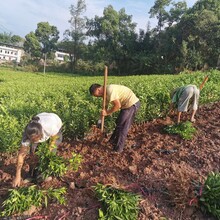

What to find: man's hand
left=12, top=176, right=21, bottom=187
left=101, top=109, right=108, bottom=116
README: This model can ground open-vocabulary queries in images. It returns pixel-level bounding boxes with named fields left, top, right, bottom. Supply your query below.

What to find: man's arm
left=12, top=146, right=29, bottom=187
left=101, top=99, right=121, bottom=116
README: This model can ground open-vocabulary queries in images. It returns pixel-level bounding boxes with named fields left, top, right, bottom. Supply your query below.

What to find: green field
left=0, top=68, right=220, bottom=153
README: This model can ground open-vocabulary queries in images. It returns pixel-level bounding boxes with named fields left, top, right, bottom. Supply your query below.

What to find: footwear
left=113, top=146, right=123, bottom=153
left=37, top=174, right=53, bottom=183
left=44, top=176, right=53, bottom=182
left=23, top=177, right=34, bottom=184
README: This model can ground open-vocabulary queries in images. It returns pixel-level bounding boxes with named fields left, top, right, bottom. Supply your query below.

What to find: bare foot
left=191, top=118, right=196, bottom=123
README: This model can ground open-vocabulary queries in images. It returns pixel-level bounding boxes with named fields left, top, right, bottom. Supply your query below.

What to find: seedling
left=199, top=172, right=220, bottom=219
left=0, top=185, right=66, bottom=217
left=164, top=121, right=196, bottom=140
left=94, top=183, right=141, bottom=220
left=36, top=143, right=82, bottom=179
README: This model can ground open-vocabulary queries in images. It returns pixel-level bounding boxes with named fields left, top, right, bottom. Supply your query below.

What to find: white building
left=55, top=51, right=70, bottom=62
left=0, top=44, right=23, bottom=63
left=0, top=43, right=70, bottom=63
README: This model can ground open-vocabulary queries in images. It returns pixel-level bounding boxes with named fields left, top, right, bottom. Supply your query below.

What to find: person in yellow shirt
left=89, top=84, right=140, bottom=152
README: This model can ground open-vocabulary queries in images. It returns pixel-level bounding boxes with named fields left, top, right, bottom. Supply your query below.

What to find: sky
left=0, top=0, right=198, bottom=40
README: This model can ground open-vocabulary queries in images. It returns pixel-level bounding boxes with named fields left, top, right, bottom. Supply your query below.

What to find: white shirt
left=21, top=112, right=62, bottom=147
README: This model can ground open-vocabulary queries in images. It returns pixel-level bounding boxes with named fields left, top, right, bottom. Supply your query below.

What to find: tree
left=24, top=32, right=41, bottom=58
left=24, top=22, right=59, bottom=73
left=167, top=1, right=187, bottom=27
left=35, top=22, right=59, bottom=73
left=0, top=32, right=23, bottom=45
left=86, top=5, right=137, bottom=74
left=63, top=0, right=87, bottom=72
left=149, top=0, right=172, bottom=32
left=177, top=0, right=220, bottom=69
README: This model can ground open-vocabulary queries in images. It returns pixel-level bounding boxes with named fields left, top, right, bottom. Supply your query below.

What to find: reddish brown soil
left=1, top=101, right=220, bottom=220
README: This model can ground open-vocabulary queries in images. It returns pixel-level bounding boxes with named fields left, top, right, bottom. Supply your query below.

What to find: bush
left=36, top=143, right=82, bottom=179
left=1, top=185, right=66, bottom=217
left=94, top=183, right=141, bottom=220
left=199, top=172, right=220, bottom=219
left=164, top=121, right=197, bottom=140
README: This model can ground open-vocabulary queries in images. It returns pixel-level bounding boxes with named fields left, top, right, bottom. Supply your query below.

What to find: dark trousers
left=109, top=101, right=140, bottom=151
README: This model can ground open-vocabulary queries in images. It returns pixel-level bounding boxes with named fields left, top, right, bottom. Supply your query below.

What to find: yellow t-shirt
left=106, top=84, right=139, bottom=109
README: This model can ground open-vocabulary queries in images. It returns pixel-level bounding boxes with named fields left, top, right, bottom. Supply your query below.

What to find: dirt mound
left=1, top=101, right=220, bottom=219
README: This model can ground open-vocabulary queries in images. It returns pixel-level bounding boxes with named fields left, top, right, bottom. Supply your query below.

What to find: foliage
left=36, top=143, right=82, bottom=179
left=0, top=69, right=220, bottom=153
left=24, top=22, right=59, bottom=62
left=94, top=183, right=141, bottom=220
left=164, top=121, right=197, bottom=140
left=62, top=0, right=87, bottom=72
left=0, top=32, right=23, bottom=45
left=199, top=172, right=220, bottom=219
left=86, top=5, right=138, bottom=74
left=0, top=185, right=66, bottom=216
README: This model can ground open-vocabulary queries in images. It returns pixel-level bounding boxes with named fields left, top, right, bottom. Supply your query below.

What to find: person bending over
left=12, top=112, right=63, bottom=187
left=170, top=85, right=200, bottom=124
left=89, top=84, right=140, bottom=153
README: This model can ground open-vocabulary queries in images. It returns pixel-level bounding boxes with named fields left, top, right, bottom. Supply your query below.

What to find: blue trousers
left=109, top=101, right=140, bottom=151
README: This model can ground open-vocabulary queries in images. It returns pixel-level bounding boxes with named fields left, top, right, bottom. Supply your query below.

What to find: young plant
left=94, top=183, right=141, bottom=220
left=68, top=152, right=83, bottom=171
left=164, top=121, right=196, bottom=140
left=36, top=143, right=82, bottom=179
left=0, top=185, right=66, bottom=217
left=199, top=172, right=220, bottom=219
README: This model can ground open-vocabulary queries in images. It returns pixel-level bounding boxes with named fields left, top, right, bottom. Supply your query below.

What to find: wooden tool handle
left=199, top=75, right=209, bottom=91
left=101, top=66, right=108, bottom=132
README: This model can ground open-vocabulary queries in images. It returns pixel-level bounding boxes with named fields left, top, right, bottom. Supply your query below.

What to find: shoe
left=44, top=176, right=53, bottom=182
left=113, top=146, right=123, bottom=153
left=37, top=174, right=53, bottom=183
left=108, top=139, right=116, bottom=146
left=23, top=177, right=34, bottom=184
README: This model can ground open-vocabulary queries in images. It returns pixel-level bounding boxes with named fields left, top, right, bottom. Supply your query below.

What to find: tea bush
left=164, top=121, right=197, bottom=140
left=0, top=68, right=220, bottom=153
left=94, top=183, right=141, bottom=220
left=1, top=185, right=66, bottom=217
left=199, top=172, right=220, bottom=219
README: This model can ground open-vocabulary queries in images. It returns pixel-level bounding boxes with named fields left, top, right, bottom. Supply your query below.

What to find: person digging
left=168, top=76, right=208, bottom=124
left=89, top=84, right=140, bottom=153
left=12, top=112, right=63, bottom=187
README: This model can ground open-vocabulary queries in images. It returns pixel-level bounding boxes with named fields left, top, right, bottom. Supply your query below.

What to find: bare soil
left=0, top=101, right=220, bottom=220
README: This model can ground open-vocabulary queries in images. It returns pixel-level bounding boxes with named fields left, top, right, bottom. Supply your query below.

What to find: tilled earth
left=0, top=101, right=220, bottom=220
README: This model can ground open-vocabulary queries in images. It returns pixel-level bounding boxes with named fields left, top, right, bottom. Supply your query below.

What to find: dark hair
left=89, top=84, right=101, bottom=95
left=25, top=116, right=43, bottom=139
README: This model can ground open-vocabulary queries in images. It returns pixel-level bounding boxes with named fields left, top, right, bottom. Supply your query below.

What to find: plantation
left=0, top=68, right=219, bottom=153
left=0, top=68, right=220, bottom=219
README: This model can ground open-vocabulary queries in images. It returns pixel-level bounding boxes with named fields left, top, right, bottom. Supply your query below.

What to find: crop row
left=0, top=68, right=220, bottom=153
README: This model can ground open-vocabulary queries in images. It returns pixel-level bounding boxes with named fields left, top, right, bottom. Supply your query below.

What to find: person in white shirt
left=12, top=112, right=63, bottom=187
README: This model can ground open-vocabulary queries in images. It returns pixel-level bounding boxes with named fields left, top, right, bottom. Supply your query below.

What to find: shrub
left=199, top=172, right=220, bottom=219
left=0, top=185, right=66, bottom=217
left=164, top=121, right=197, bottom=140
left=94, top=183, right=141, bottom=220
left=36, top=143, right=82, bottom=179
